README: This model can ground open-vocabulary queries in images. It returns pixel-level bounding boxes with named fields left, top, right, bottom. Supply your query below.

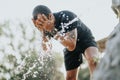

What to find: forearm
left=60, top=38, right=76, bottom=51
left=54, top=33, right=76, bottom=51
left=41, top=34, right=52, bottom=52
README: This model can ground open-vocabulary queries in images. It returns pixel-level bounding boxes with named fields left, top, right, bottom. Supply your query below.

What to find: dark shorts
left=63, top=35, right=97, bottom=71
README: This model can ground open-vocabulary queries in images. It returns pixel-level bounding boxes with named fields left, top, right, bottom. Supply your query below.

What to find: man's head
left=32, top=5, right=55, bottom=33
left=32, top=5, right=52, bottom=20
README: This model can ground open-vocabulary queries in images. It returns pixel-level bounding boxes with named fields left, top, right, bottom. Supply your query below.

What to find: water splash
left=59, top=17, right=79, bottom=34
left=22, top=63, right=37, bottom=80
left=57, top=17, right=79, bottom=43
left=18, top=51, right=54, bottom=80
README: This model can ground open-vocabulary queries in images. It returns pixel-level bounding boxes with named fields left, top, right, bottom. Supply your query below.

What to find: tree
left=93, top=1, right=120, bottom=79
left=0, top=21, right=64, bottom=80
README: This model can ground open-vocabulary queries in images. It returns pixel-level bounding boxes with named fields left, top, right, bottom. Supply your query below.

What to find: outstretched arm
left=54, top=28, right=77, bottom=51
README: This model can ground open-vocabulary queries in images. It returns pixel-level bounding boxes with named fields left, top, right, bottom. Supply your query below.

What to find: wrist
left=50, top=28, right=58, bottom=37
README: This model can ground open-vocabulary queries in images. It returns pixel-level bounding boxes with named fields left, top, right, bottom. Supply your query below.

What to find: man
left=32, top=5, right=98, bottom=80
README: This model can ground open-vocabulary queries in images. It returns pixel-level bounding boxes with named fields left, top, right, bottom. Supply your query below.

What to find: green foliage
left=0, top=20, right=90, bottom=80
left=78, top=68, right=90, bottom=80
left=0, top=21, right=64, bottom=80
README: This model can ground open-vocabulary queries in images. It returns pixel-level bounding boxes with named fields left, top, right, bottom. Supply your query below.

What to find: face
left=32, top=13, right=45, bottom=31
left=32, top=13, right=55, bottom=32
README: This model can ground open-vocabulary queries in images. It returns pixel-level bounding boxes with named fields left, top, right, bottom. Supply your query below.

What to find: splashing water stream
left=18, top=16, right=79, bottom=80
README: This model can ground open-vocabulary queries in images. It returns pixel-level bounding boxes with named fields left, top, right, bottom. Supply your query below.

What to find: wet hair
left=32, top=5, right=51, bottom=20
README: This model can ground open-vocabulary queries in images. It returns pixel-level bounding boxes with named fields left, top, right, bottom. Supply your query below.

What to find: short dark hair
left=32, top=5, right=51, bottom=20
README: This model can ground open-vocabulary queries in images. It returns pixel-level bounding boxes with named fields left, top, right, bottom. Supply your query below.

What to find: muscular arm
left=54, top=28, right=77, bottom=51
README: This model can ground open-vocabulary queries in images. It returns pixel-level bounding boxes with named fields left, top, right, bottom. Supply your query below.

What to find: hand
left=54, top=29, right=77, bottom=51
left=41, top=14, right=55, bottom=32
left=32, top=14, right=55, bottom=32
left=32, top=15, right=44, bottom=32
left=42, top=41, right=52, bottom=53
left=54, top=33, right=65, bottom=41
left=42, top=42, right=48, bottom=51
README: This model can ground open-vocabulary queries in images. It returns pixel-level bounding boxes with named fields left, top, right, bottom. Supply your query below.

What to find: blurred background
left=0, top=0, right=118, bottom=80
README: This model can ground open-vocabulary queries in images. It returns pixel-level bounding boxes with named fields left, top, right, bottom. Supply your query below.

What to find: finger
left=32, top=18, right=42, bottom=26
left=48, top=14, right=52, bottom=20
left=37, top=14, right=42, bottom=19
left=34, top=23, right=42, bottom=30
left=37, top=14, right=44, bottom=22
left=42, top=14, right=48, bottom=21
left=35, top=24, right=42, bottom=29
left=37, top=17, right=45, bottom=23
left=49, top=14, right=55, bottom=22
left=35, top=24, right=43, bottom=31
left=36, top=20, right=43, bottom=26
left=32, top=18, right=44, bottom=31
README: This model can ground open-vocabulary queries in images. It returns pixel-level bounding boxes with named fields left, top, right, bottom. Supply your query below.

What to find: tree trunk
left=93, top=0, right=120, bottom=80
